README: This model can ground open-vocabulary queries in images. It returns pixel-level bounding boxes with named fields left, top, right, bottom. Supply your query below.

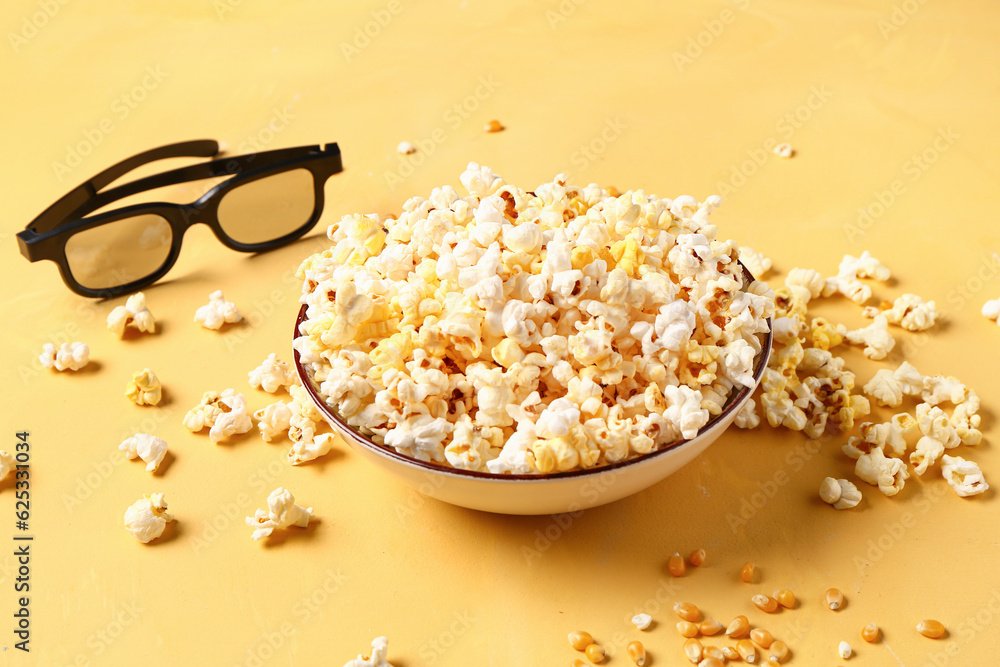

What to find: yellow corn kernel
left=825, top=588, right=845, bottom=611
left=721, top=646, right=740, bottom=661
left=740, top=562, right=756, bottom=583
left=483, top=119, right=504, bottom=133
left=699, top=618, right=724, bottom=636
left=703, top=646, right=725, bottom=661
left=668, top=552, right=687, bottom=577
left=862, top=622, right=880, bottom=643
left=626, top=640, right=646, bottom=666
left=676, top=620, right=700, bottom=638
left=674, top=602, right=701, bottom=623
left=567, top=631, right=593, bottom=651
left=585, top=643, right=606, bottom=663
left=688, top=548, right=707, bottom=567
left=916, top=619, right=946, bottom=639
left=698, top=659, right=725, bottom=667
left=683, top=638, right=703, bottom=663
left=773, top=589, right=796, bottom=609
left=737, top=639, right=757, bottom=662
left=752, top=594, right=779, bottom=613
left=571, top=660, right=587, bottom=667
left=726, top=615, right=750, bottom=638
left=750, top=628, right=774, bottom=649
left=769, top=640, right=789, bottom=662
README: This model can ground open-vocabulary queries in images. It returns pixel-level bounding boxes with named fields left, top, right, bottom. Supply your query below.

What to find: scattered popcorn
left=840, top=251, right=891, bottom=282
left=910, top=436, right=945, bottom=475
left=254, top=400, right=293, bottom=442
left=941, top=455, right=988, bottom=497
left=483, top=119, right=504, bottom=133
left=396, top=141, right=416, bottom=155
left=921, top=375, right=967, bottom=406
left=915, top=403, right=960, bottom=449
left=785, top=268, right=826, bottom=299
left=733, top=398, right=760, bottom=429
left=125, top=368, right=162, bottom=406
left=39, top=341, right=89, bottom=371
left=738, top=246, right=773, bottom=279
left=855, top=447, right=909, bottom=496
left=838, top=641, right=853, bottom=659
left=194, top=290, right=242, bottom=329
left=295, top=165, right=773, bottom=474
left=819, top=477, right=862, bottom=510
left=288, top=432, right=336, bottom=465
left=123, top=493, right=173, bottom=544
left=106, top=292, right=156, bottom=337
left=119, top=434, right=168, bottom=472
left=864, top=369, right=902, bottom=408
left=184, top=389, right=253, bottom=442
left=246, top=487, right=314, bottom=541
left=844, top=315, right=895, bottom=360
left=632, top=613, right=653, bottom=630
left=865, top=293, right=938, bottom=332
left=343, top=636, right=394, bottom=667
left=248, top=353, right=297, bottom=393
left=0, top=450, right=14, bottom=482
left=773, top=142, right=793, bottom=158
left=982, top=297, right=1000, bottom=324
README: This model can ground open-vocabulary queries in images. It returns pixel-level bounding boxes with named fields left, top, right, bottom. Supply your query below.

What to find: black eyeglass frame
left=16, top=139, right=343, bottom=298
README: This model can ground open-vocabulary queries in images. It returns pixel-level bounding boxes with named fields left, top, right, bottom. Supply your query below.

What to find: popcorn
left=194, top=290, right=242, bottom=329
left=185, top=389, right=253, bottom=443
left=839, top=251, right=891, bottom=282
left=909, top=436, right=945, bottom=475
left=246, top=487, right=314, bottom=541
left=855, top=447, right=909, bottom=496
left=921, top=375, right=967, bottom=406
left=632, top=613, right=653, bottom=631
left=868, top=293, right=939, bottom=331
left=254, top=400, right=293, bottom=442
left=39, top=342, right=89, bottom=371
left=123, top=493, right=173, bottom=543
left=785, top=268, right=826, bottom=299
left=107, top=292, right=156, bottom=337
left=940, top=455, right=988, bottom=497
left=295, top=165, right=772, bottom=474
left=863, top=369, right=902, bottom=408
left=119, top=434, right=168, bottom=472
left=915, top=403, right=960, bottom=449
left=396, top=141, right=416, bottom=155
left=844, top=315, right=895, bottom=360
left=734, top=398, right=760, bottom=429
left=819, top=477, right=862, bottom=510
left=737, top=246, right=772, bottom=279
left=343, top=636, right=394, bottom=667
left=248, top=353, right=297, bottom=393
left=773, top=142, right=793, bottom=158
left=0, top=450, right=14, bottom=482
left=982, top=297, right=1000, bottom=324
left=288, top=433, right=336, bottom=465
left=125, top=368, right=162, bottom=406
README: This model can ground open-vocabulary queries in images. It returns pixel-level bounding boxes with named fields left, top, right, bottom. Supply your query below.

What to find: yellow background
left=2, top=0, right=999, bottom=665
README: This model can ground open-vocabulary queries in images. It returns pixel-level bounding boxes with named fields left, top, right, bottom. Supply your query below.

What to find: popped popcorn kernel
left=869, top=293, right=939, bottom=331
left=248, top=353, right=297, bottom=393
left=125, top=368, right=162, bottom=406
left=0, top=451, right=15, bottom=482
left=982, top=297, right=1000, bottom=324
left=254, top=400, right=293, bottom=442
left=246, top=487, right=314, bottom=541
left=738, top=246, right=773, bottom=279
left=773, top=142, right=793, bottom=158
left=123, top=493, right=173, bottom=544
left=288, top=432, right=336, bottom=465
left=845, top=315, right=896, bottom=360
left=184, top=389, right=253, bottom=443
left=107, top=292, right=156, bottom=338
left=194, top=290, right=242, bottom=330
left=395, top=141, right=416, bottom=155
left=39, top=341, right=89, bottom=371
left=941, top=455, right=988, bottom=497
left=343, top=636, right=394, bottom=667
left=119, top=433, right=168, bottom=472
left=819, top=477, right=862, bottom=510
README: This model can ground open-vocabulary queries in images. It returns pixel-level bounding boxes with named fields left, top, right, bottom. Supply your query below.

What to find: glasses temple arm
left=27, top=140, right=220, bottom=235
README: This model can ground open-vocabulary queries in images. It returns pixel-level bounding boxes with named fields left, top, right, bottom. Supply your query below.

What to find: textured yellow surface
left=2, top=1, right=1000, bottom=665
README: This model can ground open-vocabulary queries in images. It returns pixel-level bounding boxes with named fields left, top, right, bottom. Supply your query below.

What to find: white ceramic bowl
left=294, top=306, right=772, bottom=515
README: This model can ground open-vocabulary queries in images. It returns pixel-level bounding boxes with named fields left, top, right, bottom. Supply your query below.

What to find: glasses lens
left=216, top=168, right=316, bottom=245
left=65, top=214, right=172, bottom=289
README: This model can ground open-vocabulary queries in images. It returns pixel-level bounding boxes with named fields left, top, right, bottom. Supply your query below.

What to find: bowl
left=293, top=305, right=772, bottom=516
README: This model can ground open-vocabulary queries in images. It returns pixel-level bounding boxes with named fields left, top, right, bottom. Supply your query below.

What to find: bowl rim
left=293, top=300, right=773, bottom=483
